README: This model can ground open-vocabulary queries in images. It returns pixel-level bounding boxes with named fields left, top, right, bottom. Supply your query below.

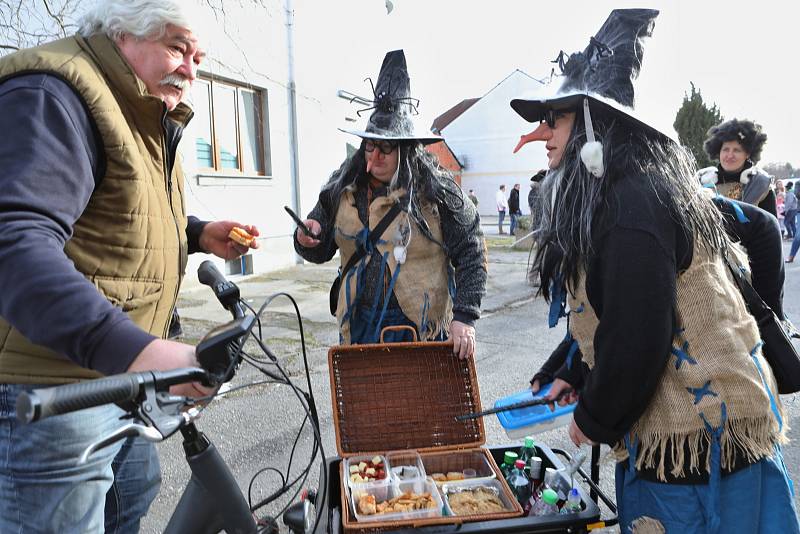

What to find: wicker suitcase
left=328, top=326, right=524, bottom=532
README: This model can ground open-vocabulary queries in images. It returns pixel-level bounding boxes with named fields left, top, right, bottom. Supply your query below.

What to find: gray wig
left=79, top=0, right=197, bottom=40
left=531, top=105, right=729, bottom=299
left=323, top=141, right=473, bottom=245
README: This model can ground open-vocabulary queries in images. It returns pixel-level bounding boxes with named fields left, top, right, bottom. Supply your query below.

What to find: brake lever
left=78, top=422, right=163, bottom=465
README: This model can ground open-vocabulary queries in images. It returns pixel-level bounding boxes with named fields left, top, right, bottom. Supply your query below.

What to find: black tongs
left=455, top=389, right=573, bottom=422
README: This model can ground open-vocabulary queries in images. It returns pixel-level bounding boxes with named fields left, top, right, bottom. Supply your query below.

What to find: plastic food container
left=441, top=478, right=518, bottom=517
left=351, top=477, right=443, bottom=523
left=386, top=450, right=426, bottom=484
left=422, top=450, right=496, bottom=487
left=494, top=383, right=576, bottom=439
left=344, top=454, right=391, bottom=495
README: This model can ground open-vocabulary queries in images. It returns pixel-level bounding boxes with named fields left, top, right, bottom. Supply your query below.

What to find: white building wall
left=440, top=71, right=549, bottom=216
left=179, top=1, right=346, bottom=280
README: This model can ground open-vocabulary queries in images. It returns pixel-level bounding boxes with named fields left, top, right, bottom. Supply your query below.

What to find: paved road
left=140, top=239, right=800, bottom=533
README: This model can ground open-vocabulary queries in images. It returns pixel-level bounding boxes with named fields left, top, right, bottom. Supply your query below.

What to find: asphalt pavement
left=140, top=233, right=800, bottom=533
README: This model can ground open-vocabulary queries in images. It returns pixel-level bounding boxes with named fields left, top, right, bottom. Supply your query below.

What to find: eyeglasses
left=540, top=109, right=565, bottom=129
left=364, top=139, right=397, bottom=155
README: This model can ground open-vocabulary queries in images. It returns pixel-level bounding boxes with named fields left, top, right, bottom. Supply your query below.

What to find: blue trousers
left=510, top=212, right=520, bottom=235
left=785, top=209, right=798, bottom=238
left=0, top=383, right=160, bottom=534
left=348, top=304, right=419, bottom=345
left=616, top=452, right=799, bottom=533
left=790, top=212, right=800, bottom=258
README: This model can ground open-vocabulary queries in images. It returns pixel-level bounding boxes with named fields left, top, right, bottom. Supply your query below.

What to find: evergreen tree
left=673, top=83, right=723, bottom=168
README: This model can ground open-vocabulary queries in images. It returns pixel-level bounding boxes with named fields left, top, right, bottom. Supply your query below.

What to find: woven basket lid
left=328, top=335, right=485, bottom=457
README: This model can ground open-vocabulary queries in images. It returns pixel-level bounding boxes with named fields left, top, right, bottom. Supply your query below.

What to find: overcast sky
left=292, top=0, right=799, bottom=167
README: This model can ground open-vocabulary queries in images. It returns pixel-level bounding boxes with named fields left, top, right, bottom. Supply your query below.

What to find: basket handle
left=379, top=325, right=418, bottom=343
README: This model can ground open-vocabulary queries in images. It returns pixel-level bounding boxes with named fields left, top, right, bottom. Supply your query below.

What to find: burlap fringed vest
left=334, top=190, right=453, bottom=344
left=568, top=242, right=786, bottom=480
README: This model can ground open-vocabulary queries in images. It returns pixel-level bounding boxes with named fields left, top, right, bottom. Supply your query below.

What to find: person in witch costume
left=697, top=119, right=777, bottom=217
left=294, top=50, right=486, bottom=358
left=512, top=9, right=797, bottom=533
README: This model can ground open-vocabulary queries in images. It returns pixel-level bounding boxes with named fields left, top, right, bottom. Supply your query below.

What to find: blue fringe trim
left=548, top=276, right=567, bottom=328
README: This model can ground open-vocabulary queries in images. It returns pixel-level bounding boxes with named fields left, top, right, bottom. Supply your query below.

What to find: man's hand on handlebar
left=128, top=339, right=217, bottom=398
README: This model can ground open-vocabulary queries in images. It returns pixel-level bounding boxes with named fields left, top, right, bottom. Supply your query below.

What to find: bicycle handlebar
left=197, top=259, right=227, bottom=289
left=17, top=373, right=141, bottom=424
left=198, top=259, right=244, bottom=319
left=17, top=368, right=207, bottom=424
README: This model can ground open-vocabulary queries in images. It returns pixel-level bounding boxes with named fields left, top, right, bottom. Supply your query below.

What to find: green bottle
left=500, top=451, right=519, bottom=478
left=518, top=436, right=537, bottom=465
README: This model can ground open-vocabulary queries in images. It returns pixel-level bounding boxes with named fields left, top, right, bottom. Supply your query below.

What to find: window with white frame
left=192, top=76, right=271, bottom=176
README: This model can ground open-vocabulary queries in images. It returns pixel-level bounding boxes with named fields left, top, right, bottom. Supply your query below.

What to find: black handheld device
left=284, top=206, right=319, bottom=238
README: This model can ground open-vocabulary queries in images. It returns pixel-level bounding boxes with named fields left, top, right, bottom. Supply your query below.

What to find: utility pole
left=285, top=0, right=302, bottom=264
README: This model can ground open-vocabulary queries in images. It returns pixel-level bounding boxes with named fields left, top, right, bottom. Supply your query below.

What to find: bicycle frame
left=164, top=423, right=258, bottom=534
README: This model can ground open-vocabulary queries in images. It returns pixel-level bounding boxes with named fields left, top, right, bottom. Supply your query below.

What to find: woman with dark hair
left=697, top=118, right=777, bottom=217
left=294, top=50, right=486, bottom=358
left=512, top=9, right=796, bottom=533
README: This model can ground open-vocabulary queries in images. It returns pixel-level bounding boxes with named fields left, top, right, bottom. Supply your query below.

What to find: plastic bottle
left=522, top=457, right=542, bottom=515
left=523, top=490, right=538, bottom=516
left=543, top=467, right=569, bottom=508
left=529, top=488, right=559, bottom=516
left=518, top=436, right=537, bottom=464
left=506, top=459, right=531, bottom=506
left=559, top=488, right=582, bottom=514
left=566, top=448, right=588, bottom=483
left=500, top=451, right=519, bottom=479
left=528, top=456, right=543, bottom=494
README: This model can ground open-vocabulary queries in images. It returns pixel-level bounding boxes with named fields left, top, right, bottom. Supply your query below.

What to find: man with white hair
left=0, top=1, right=258, bottom=531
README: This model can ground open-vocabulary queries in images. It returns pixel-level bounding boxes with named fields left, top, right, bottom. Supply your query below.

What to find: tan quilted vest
left=568, top=242, right=786, bottom=480
left=334, top=190, right=453, bottom=344
left=0, top=34, right=191, bottom=384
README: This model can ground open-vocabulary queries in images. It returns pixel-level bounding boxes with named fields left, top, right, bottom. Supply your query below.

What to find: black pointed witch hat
left=511, top=9, right=670, bottom=141
left=340, top=50, right=442, bottom=144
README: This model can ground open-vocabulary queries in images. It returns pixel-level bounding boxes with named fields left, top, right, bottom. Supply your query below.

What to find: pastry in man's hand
left=228, top=227, right=255, bottom=247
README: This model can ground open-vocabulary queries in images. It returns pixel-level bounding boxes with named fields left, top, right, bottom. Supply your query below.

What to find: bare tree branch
left=41, top=0, right=68, bottom=36
left=0, top=0, right=79, bottom=55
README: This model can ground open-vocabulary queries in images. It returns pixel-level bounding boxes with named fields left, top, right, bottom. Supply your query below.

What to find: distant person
left=786, top=182, right=800, bottom=262
left=528, top=170, right=546, bottom=228
left=495, top=184, right=508, bottom=234
left=776, top=181, right=786, bottom=237
left=467, top=189, right=479, bottom=207
left=783, top=182, right=797, bottom=239
left=697, top=118, right=777, bottom=217
left=508, top=183, right=522, bottom=235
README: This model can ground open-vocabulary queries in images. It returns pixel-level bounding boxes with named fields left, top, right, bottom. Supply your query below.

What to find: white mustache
left=159, top=74, right=190, bottom=91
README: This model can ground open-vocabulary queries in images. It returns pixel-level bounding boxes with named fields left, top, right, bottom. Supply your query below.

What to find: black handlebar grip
left=197, top=260, right=227, bottom=289
left=16, top=373, right=142, bottom=424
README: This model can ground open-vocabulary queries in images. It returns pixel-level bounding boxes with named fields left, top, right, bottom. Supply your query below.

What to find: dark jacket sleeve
left=0, top=74, right=156, bottom=375
left=293, top=188, right=339, bottom=264
left=573, top=225, right=676, bottom=444
left=186, top=215, right=209, bottom=254
left=439, top=189, right=487, bottom=326
left=531, top=335, right=586, bottom=388
left=508, top=189, right=520, bottom=213
left=713, top=197, right=785, bottom=318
